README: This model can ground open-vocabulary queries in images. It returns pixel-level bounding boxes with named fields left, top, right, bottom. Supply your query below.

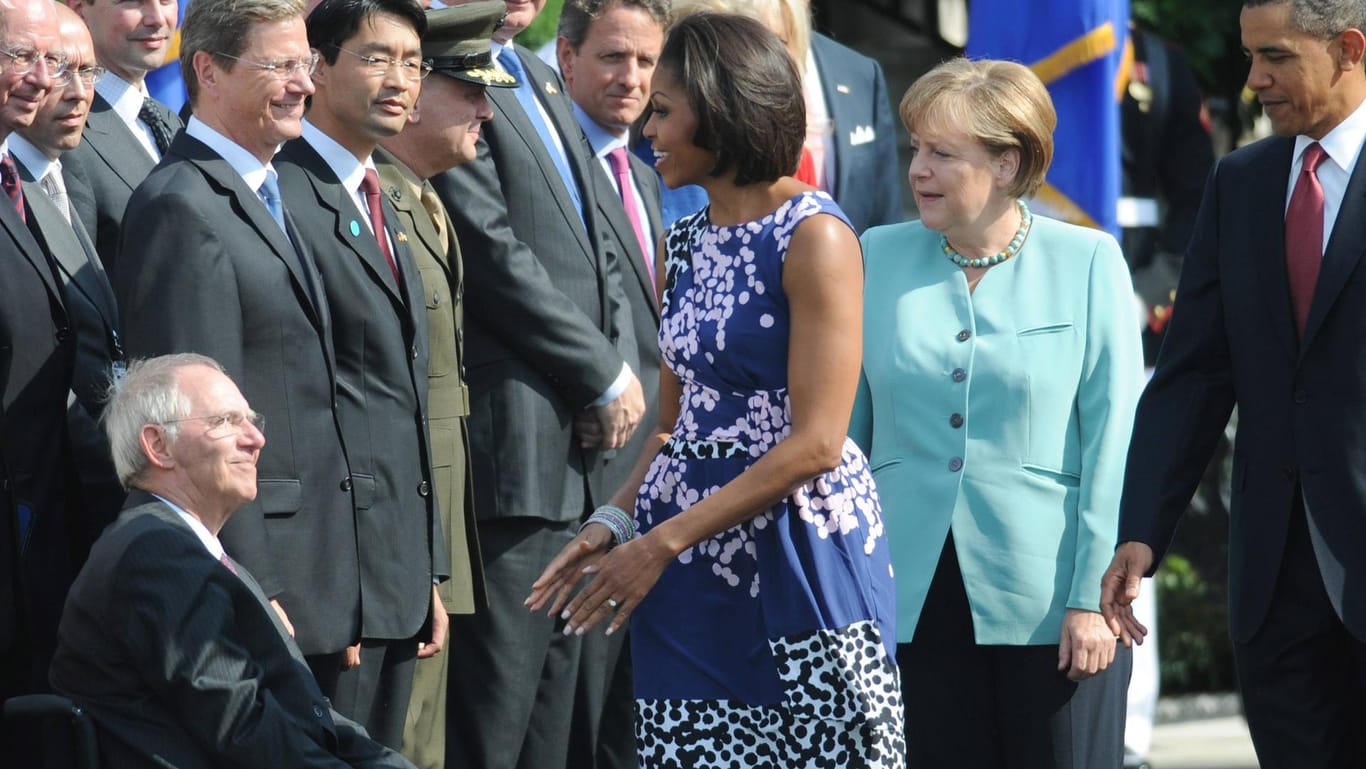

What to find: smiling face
left=19, top=6, right=97, bottom=156
left=309, top=11, right=422, bottom=159
left=907, top=121, right=1016, bottom=242
left=0, top=0, right=60, bottom=133
left=164, top=365, right=265, bottom=527
left=642, top=66, right=714, bottom=189
left=559, top=2, right=662, bottom=135
left=194, top=16, right=315, bottom=163
left=1241, top=2, right=1366, bottom=139
left=395, top=73, right=492, bottom=176
left=69, top=0, right=178, bottom=84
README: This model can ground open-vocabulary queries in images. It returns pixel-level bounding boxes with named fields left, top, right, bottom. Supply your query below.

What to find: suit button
left=340, top=477, right=352, bottom=492
left=948, top=456, right=963, bottom=472
left=410, top=345, right=419, bottom=360
left=418, top=481, right=430, bottom=496
left=56, top=327, right=72, bottom=343
left=956, top=329, right=971, bottom=342
left=951, top=368, right=967, bottom=383
left=1293, top=389, right=1307, bottom=404
left=949, top=413, right=964, bottom=428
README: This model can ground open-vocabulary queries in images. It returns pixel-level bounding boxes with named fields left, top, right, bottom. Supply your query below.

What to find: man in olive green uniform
left=373, top=4, right=514, bottom=767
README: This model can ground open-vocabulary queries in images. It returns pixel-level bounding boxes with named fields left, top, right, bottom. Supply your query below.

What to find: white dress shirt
left=96, top=72, right=162, bottom=160
left=1286, top=96, right=1366, bottom=256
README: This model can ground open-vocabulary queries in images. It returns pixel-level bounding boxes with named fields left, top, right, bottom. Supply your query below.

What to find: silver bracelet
left=581, top=504, right=636, bottom=546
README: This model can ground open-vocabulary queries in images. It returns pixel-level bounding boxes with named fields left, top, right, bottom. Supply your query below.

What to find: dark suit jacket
left=113, top=131, right=360, bottom=656
left=429, top=44, right=635, bottom=522
left=585, top=145, right=663, bottom=497
left=15, top=158, right=126, bottom=544
left=63, top=92, right=182, bottom=270
left=0, top=171, right=75, bottom=695
left=49, top=492, right=415, bottom=769
left=275, top=137, right=444, bottom=640
left=811, top=33, right=902, bottom=234
left=373, top=148, right=483, bottom=615
left=1119, top=133, right=1366, bottom=642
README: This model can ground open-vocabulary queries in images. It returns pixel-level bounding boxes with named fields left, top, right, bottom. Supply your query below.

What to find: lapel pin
left=836, top=84, right=850, bottom=94
left=349, top=220, right=361, bottom=237
left=397, top=231, right=408, bottom=243
left=544, top=81, right=559, bottom=94
left=389, top=186, right=402, bottom=201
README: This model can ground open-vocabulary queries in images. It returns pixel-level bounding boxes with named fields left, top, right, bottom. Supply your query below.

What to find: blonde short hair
left=900, top=57, right=1056, bottom=200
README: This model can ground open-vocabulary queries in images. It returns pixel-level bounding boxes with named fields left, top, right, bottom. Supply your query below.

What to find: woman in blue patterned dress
left=527, top=12, right=903, bottom=769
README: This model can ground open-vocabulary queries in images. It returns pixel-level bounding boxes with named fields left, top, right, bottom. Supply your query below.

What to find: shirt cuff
left=590, top=363, right=633, bottom=407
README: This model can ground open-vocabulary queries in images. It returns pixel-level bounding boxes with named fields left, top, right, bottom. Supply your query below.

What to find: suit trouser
left=309, top=637, right=418, bottom=750
left=401, top=622, right=452, bottom=769
left=1234, top=495, right=1366, bottom=769
left=569, top=624, right=635, bottom=769
left=445, top=518, right=582, bottom=769
left=900, top=533, right=1131, bottom=769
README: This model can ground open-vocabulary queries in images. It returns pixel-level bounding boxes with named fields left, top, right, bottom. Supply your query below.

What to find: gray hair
left=180, top=0, right=307, bottom=105
left=104, top=354, right=225, bottom=490
left=558, top=0, right=671, bottom=50
left=1244, top=0, right=1366, bottom=39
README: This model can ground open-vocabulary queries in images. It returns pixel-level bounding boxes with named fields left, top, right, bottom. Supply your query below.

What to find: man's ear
left=141, top=424, right=176, bottom=471
left=1337, top=28, right=1366, bottom=72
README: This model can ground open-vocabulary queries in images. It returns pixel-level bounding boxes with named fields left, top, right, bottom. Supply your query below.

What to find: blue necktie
left=257, top=169, right=287, bottom=234
left=499, top=49, right=584, bottom=228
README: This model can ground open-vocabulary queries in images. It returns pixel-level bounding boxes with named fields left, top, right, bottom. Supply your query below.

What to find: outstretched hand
left=557, top=533, right=673, bottom=637
left=1100, top=541, right=1154, bottom=647
left=525, top=523, right=614, bottom=617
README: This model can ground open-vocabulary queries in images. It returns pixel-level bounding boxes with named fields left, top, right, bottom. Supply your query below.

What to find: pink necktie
left=1286, top=142, right=1327, bottom=337
left=361, top=168, right=399, bottom=283
left=607, top=147, right=653, bottom=284
left=219, top=552, right=238, bottom=576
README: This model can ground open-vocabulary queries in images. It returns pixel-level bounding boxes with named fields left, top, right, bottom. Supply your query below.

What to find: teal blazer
left=850, top=214, right=1143, bottom=645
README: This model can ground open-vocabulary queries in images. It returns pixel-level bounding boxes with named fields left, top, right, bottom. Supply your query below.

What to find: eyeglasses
left=162, top=410, right=266, bottom=435
left=52, top=64, right=106, bottom=89
left=0, top=46, right=69, bottom=79
left=214, top=51, right=321, bottom=79
left=335, top=46, right=432, bottom=81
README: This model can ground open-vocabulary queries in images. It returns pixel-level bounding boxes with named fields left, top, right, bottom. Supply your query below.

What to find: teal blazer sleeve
left=857, top=215, right=1143, bottom=645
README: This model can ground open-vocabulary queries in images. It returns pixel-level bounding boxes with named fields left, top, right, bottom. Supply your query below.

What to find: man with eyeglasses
left=49, top=353, right=420, bottom=769
left=113, top=0, right=371, bottom=744
left=0, top=0, right=80, bottom=760
left=62, top=0, right=182, bottom=271
left=274, top=0, right=445, bottom=750
left=10, top=2, right=125, bottom=572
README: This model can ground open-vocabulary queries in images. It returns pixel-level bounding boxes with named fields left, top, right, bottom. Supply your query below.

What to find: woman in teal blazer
left=849, top=59, right=1144, bottom=768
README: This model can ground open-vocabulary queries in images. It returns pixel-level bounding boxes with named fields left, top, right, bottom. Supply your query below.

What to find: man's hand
left=1100, top=541, right=1155, bottom=647
left=582, top=374, right=644, bottom=450
left=269, top=598, right=295, bottom=637
left=418, top=586, right=448, bottom=660
left=1057, top=608, right=1117, bottom=681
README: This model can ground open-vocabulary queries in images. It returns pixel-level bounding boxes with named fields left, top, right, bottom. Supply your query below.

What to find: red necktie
left=1286, top=142, right=1327, bottom=337
left=1, top=153, right=25, bottom=223
left=606, top=147, right=652, bottom=284
left=794, top=145, right=818, bottom=186
left=360, top=168, right=399, bottom=283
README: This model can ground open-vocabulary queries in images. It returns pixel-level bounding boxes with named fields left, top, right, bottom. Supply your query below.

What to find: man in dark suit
left=1102, top=2, right=1366, bottom=766
left=113, top=0, right=365, bottom=719
left=275, top=0, right=446, bottom=748
left=430, top=0, right=644, bottom=766
left=0, top=0, right=79, bottom=758
left=372, top=4, right=511, bottom=766
left=50, top=354, right=417, bottom=769
left=64, top=0, right=183, bottom=270
left=556, top=2, right=665, bottom=766
left=806, top=27, right=901, bottom=233
left=11, top=3, right=125, bottom=558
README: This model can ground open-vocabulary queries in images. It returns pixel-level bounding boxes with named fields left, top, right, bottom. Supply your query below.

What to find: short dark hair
left=307, top=0, right=427, bottom=65
left=654, top=11, right=804, bottom=185
left=558, top=0, right=670, bottom=50
left=1242, top=0, right=1366, bottom=39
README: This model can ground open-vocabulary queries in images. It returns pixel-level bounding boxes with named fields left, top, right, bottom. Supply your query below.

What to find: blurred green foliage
left=515, top=0, right=565, bottom=52
left=1132, top=0, right=1252, bottom=138
left=1156, top=555, right=1236, bottom=693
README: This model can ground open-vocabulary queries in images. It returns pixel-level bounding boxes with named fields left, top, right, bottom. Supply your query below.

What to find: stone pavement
left=1142, top=693, right=1259, bottom=769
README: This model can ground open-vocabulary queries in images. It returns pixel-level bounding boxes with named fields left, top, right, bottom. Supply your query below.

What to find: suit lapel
left=593, top=161, right=658, bottom=317
left=20, top=178, right=120, bottom=330
left=0, top=186, right=65, bottom=316
left=80, top=95, right=157, bottom=190
left=1251, top=139, right=1298, bottom=361
left=1302, top=135, right=1366, bottom=351
left=812, top=39, right=849, bottom=200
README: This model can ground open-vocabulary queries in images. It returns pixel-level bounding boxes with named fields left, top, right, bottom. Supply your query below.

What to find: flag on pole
left=967, top=0, right=1130, bottom=237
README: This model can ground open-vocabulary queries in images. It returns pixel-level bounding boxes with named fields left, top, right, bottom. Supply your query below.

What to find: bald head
left=17, top=1, right=96, bottom=158
left=0, top=0, right=60, bottom=136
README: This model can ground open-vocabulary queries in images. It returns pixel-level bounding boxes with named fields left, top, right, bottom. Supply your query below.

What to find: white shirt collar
left=185, top=116, right=277, bottom=192
left=1294, top=96, right=1366, bottom=177
left=6, top=134, right=56, bottom=182
left=152, top=492, right=226, bottom=560
left=96, top=71, right=149, bottom=127
left=572, top=102, right=626, bottom=159
left=301, top=119, right=371, bottom=202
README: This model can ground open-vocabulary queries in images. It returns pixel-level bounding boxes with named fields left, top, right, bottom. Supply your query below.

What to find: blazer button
left=340, top=477, right=353, bottom=492
left=418, top=480, right=431, bottom=496
left=951, top=368, right=967, bottom=383
left=1293, top=389, right=1307, bottom=404
left=410, top=345, right=419, bottom=360
left=949, top=413, right=964, bottom=428
left=56, top=327, right=72, bottom=343
left=956, top=329, right=971, bottom=342
left=948, top=456, right=964, bottom=472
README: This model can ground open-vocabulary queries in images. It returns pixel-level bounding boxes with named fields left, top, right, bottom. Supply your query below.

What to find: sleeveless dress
left=631, top=191, right=905, bottom=768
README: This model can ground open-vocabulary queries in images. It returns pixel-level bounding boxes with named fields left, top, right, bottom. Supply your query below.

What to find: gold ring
left=606, top=598, right=620, bottom=610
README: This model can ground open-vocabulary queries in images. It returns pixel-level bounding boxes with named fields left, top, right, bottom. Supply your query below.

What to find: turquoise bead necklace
left=941, top=199, right=1033, bottom=269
